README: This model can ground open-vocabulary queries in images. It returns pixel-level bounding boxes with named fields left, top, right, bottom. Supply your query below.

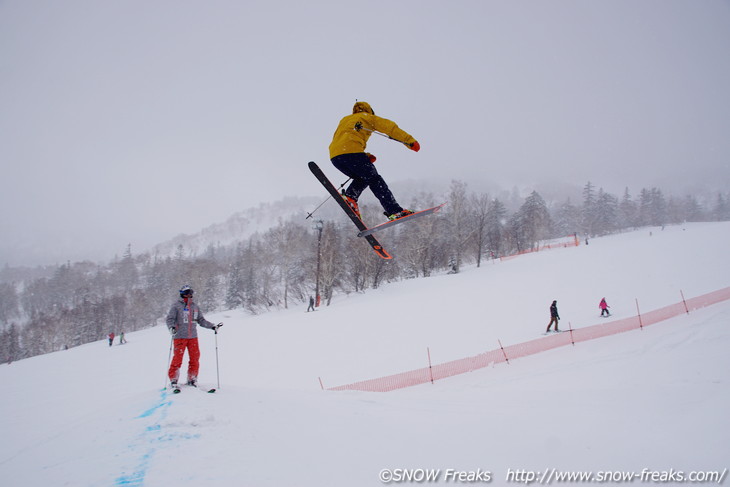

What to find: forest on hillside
left=2, top=181, right=728, bottom=362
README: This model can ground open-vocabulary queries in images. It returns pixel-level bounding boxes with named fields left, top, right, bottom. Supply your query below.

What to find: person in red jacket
left=599, top=297, right=611, bottom=317
left=108, top=332, right=115, bottom=347
left=329, top=101, right=420, bottom=221
left=166, top=285, right=220, bottom=388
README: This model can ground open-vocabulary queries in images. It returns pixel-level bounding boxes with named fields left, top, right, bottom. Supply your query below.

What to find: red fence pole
left=568, top=322, right=575, bottom=346
left=498, top=339, right=510, bottom=364
left=680, top=289, right=689, bottom=314
left=635, top=298, right=643, bottom=330
left=427, top=347, right=434, bottom=384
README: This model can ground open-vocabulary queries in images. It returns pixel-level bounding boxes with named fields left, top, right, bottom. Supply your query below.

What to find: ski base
left=357, top=203, right=446, bottom=237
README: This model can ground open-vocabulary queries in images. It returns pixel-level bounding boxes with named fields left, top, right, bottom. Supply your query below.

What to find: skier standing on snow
left=599, top=297, right=611, bottom=317
left=167, top=285, right=220, bottom=388
left=546, top=300, right=560, bottom=332
left=108, top=332, right=115, bottom=347
left=329, top=101, right=420, bottom=221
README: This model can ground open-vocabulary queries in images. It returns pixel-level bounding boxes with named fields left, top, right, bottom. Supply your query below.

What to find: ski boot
left=341, top=192, right=360, bottom=218
left=387, top=209, right=414, bottom=221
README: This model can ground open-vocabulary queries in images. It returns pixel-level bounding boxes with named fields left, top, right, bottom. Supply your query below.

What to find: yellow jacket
left=329, top=103, right=416, bottom=159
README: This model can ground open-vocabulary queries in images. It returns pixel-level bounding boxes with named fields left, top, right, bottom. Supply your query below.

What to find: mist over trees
left=2, top=182, right=728, bottom=362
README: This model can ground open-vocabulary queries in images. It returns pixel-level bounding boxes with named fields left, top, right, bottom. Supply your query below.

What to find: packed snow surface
left=1, top=223, right=729, bottom=486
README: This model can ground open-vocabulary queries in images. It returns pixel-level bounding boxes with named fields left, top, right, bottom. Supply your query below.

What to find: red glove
left=409, top=141, right=420, bottom=152
left=366, top=153, right=377, bottom=163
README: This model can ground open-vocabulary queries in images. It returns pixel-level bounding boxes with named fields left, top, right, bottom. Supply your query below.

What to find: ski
left=194, top=385, right=217, bottom=393
left=170, top=384, right=215, bottom=393
left=357, top=203, right=446, bottom=237
left=187, top=383, right=217, bottom=394
left=308, top=161, right=392, bottom=259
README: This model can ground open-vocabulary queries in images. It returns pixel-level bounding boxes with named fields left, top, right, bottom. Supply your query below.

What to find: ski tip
left=207, top=388, right=217, bottom=393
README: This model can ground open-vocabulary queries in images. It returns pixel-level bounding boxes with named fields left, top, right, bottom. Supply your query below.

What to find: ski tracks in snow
left=114, top=388, right=217, bottom=486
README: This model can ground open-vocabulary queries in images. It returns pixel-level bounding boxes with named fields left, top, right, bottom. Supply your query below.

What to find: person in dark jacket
left=166, top=285, right=220, bottom=388
left=546, top=300, right=560, bottom=332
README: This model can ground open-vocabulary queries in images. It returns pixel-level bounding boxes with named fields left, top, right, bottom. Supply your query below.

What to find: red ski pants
left=168, top=338, right=201, bottom=382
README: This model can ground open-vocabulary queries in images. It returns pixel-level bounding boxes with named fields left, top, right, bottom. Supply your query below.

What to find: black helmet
left=179, top=285, right=193, bottom=297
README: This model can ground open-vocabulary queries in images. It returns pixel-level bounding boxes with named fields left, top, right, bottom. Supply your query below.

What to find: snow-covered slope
left=1, top=223, right=728, bottom=486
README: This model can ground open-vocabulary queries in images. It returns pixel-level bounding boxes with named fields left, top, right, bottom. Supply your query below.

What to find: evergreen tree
left=712, top=193, right=730, bottom=221
left=0, top=282, right=20, bottom=323
left=618, top=188, right=638, bottom=229
left=552, top=198, right=581, bottom=237
left=116, top=244, right=139, bottom=291
left=637, top=188, right=651, bottom=226
left=486, top=198, right=507, bottom=258
left=650, top=188, right=668, bottom=225
left=515, top=191, right=553, bottom=249
left=581, top=181, right=598, bottom=236
left=594, top=189, right=619, bottom=235
left=225, top=243, right=247, bottom=310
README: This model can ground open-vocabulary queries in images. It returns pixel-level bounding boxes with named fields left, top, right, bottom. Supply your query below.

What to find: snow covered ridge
left=326, top=286, right=730, bottom=392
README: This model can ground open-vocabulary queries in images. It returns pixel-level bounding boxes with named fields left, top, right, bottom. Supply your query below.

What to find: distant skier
left=108, top=332, right=115, bottom=347
left=329, top=101, right=420, bottom=221
left=599, top=298, right=611, bottom=317
left=546, top=300, right=560, bottom=332
left=307, top=296, right=315, bottom=312
left=119, top=332, right=127, bottom=344
left=166, top=285, right=221, bottom=388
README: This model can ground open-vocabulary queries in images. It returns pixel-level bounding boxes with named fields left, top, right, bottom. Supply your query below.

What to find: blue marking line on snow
left=136, top=392, right=172, bottom=419
left=115, top=388, right=198, bottom=487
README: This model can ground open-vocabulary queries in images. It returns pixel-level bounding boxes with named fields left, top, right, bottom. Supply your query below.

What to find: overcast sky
left=2, top=0, right=729, bottom=267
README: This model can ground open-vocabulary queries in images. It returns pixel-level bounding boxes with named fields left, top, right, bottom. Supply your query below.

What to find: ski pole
left=164, top=335, right=173, bottom=389
left=306, top=176, right=352, bottom=220
left=354, top=122, right=409, bottom=146
left=214, top=323, right=223, bottom=390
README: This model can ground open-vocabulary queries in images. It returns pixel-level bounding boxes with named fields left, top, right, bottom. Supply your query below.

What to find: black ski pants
left=331, top=153, right=402, bottom=216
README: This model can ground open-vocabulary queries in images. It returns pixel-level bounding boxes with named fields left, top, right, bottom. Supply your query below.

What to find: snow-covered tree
left=511, top=191, right=553, bottom=251
left=552, top=198, right=581, bottom=237
left=486, top=198, right=507, bottom=258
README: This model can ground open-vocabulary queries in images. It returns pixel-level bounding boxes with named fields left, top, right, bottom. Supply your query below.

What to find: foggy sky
left=2, top=0, right=729, bottom=266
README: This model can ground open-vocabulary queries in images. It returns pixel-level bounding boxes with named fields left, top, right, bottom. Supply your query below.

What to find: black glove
left=214, top=323, right=223, bottom=330
left=169, top=327, right=177, bottom=335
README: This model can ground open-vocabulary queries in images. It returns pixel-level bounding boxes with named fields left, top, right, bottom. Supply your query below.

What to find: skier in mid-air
left=166, top=285, right=220, bottom=389
left=329, top=101, right=420, bottom=221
